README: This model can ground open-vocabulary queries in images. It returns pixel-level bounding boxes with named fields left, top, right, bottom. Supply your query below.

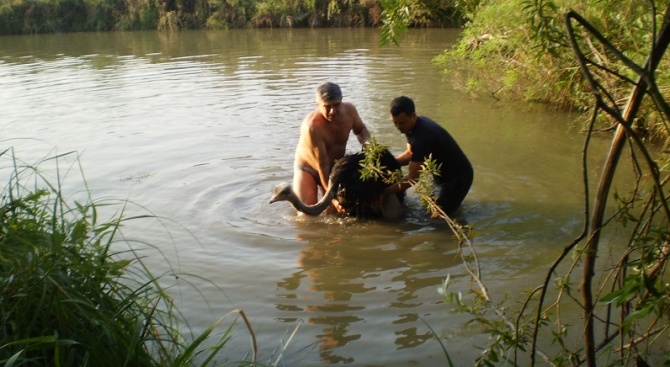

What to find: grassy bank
left=0, top=148, right=249, bottom=367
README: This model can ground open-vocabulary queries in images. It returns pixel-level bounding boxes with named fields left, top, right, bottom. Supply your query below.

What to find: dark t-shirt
left=406, top=116, right=472, bottom=183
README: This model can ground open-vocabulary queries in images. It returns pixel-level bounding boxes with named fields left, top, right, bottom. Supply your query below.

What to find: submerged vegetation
left=0, top=149, right=254, bottom=366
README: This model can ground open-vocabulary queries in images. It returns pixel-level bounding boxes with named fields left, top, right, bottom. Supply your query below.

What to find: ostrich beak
left=268, top=194, right=279, bottom=204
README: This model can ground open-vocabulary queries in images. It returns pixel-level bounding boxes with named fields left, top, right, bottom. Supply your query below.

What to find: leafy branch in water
left=360, top=138, right=553, bottom=365
left=426, top=3, right=670, bottom=367
left=412, top=153, right=443, bottom=216
left=418, top=155, right=551, bottom=366
left=359, top=137, right=404, bottom=185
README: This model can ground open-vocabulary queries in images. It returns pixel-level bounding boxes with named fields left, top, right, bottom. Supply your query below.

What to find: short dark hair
left=316, top=82, right=342, bottom=103
left=390, top=96, right=415, bottom=116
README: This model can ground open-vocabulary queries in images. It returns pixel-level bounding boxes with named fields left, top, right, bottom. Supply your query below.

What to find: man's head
left=390, top=96, right=417, bottom=134
left=316, top=82, right=343, bottom=121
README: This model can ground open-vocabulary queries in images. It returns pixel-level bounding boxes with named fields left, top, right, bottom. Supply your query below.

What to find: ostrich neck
left=290, top=184, right=336, bottom=215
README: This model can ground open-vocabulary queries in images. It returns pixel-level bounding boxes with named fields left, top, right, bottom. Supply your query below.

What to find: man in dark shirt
left=378, top=96, right=473, bottom=215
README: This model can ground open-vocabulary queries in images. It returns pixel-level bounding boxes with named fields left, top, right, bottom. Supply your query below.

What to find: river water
left=0, top=28, right=631, bottom=365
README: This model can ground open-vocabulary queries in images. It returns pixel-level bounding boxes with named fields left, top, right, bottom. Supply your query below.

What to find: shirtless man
left=293, top=82, right=371, bottom=214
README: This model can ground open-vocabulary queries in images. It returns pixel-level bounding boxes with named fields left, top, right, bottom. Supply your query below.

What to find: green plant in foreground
left=359, top=137, right=403, bottom=185
left=0, top=148, right=253, bottom=367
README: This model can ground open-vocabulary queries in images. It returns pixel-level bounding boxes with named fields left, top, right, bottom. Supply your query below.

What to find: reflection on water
left=272, top=219, right=464, bottom=364
left=0, top=27, right=635, bottom=365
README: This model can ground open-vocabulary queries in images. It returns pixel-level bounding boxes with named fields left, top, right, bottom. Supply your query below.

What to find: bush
left=434, top=0, right=670, bottom=138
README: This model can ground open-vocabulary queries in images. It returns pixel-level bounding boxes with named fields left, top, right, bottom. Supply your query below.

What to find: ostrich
left=269, top=149, right=405, bottom=218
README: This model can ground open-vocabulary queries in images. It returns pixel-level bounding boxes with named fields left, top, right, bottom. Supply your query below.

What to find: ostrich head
left=269, top=181, right=335, bottom=216
left=269, top=182, right=293, bottom=204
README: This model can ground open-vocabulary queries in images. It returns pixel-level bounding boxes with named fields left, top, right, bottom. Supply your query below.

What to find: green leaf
left=599, top=289, right=625, bottom=304
left=623, top=306, right=653, bottom=326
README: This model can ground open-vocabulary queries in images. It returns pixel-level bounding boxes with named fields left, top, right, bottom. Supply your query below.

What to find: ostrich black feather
left=329, top=149, right=404, bottom=218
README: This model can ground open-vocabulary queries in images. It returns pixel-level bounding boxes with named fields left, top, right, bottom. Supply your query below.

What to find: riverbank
left=0, top=0, right=463, bottom=35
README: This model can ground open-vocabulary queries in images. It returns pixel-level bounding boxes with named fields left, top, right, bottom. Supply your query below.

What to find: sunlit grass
left=0, top=148, right=255, bottom=367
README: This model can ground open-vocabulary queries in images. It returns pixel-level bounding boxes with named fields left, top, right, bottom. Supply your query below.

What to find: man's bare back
left=293, top=83, right=370, bottom=213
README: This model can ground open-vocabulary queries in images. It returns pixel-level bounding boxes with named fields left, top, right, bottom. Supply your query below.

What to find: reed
left=0, top=148, right=249, bottom=367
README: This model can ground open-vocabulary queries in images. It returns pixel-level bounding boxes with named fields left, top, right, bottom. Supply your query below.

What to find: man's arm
left=355, top=125, right=371, bottom=145
left=385, top=160, right=422, bottom=194
left=349, top=104, right=371, bottom=145
left=375, top=160, right=423, bottom=206
left=395, top=143, right=412, bottom=166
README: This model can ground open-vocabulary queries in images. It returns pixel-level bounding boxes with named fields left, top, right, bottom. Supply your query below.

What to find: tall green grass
left=0, top=148, right=253, bottom=367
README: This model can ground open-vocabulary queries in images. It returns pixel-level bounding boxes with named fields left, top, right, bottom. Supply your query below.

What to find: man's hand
left=332, top=199, right=348, bottom=214
left=372, top=193, right=386, bottom=208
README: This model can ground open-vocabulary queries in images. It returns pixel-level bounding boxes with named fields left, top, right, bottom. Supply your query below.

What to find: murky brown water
left=0, top=28, right=632, bottom=365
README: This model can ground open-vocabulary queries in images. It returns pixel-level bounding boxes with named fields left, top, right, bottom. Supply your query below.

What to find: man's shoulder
left=417, top=116, right=447, bottom=133
left=340, top=102, right=364, bottom=128
left=417, top=115, right=438, bottom=126
left=341, top=101, right=359, bottom=114
left=303, top=109, right=326, bottom=126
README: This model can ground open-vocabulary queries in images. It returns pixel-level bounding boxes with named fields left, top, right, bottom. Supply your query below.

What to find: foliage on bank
left=0, top=149, right=251, bottom=367
left=433, top=0, right=670, bottom=140
left=423, top=3, right=670, bottom=366
left=0, top=0, right=464, bottom=35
